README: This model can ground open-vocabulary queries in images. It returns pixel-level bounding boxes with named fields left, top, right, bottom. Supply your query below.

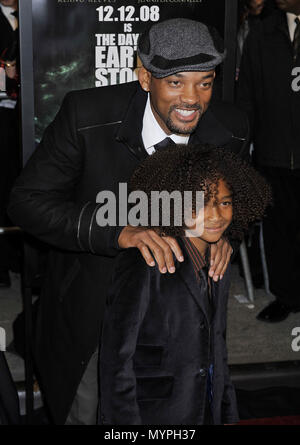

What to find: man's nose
left=180, top=85, right=200, bottom=105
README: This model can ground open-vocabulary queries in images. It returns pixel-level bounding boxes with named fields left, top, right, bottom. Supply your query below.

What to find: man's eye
left=221, top=201, right=232, bottom=207
left=201, top=82, right=212, bottom=88
left=169, top=81, right=180, bottom=86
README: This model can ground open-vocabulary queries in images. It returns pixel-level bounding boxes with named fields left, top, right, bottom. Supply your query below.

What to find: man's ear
left=138, top=66, right=152, bottom=92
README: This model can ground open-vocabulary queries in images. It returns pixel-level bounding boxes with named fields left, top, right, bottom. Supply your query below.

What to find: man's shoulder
left=247, top=10, right=285, bottom=40
left=209, top=101, right=248, bottom=139
left=261, top=9, right=285, bottom=30
left=66, top=80, right=139, bottom=104
left=60, top=81, right=140, bottom=129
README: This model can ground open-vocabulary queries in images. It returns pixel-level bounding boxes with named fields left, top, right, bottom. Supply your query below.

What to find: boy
left=99, top=145, right=271, bottom=425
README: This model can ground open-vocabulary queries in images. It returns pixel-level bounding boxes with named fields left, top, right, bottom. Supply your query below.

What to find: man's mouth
left=174, top=108, right=200, bottom=122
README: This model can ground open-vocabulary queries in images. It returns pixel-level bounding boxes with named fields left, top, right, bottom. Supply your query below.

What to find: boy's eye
left=221, top=201, right=232, bottom=207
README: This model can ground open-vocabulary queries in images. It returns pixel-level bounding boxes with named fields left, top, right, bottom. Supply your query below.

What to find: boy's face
left=189, top=179, right=233, bottom=243
left=138, top=68, right=215, bottom=136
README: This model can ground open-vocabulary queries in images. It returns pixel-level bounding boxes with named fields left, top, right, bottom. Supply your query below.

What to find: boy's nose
left=207, top=206, right=222, bottom=221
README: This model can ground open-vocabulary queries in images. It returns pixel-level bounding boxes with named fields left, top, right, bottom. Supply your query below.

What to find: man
left=237, top=0, right=266, bottom=77
left=238, top=0, right=300, bottom=322
left=248, top=0, right=265, bottom=15
left=0, top=0, right=19, bottom=288
left=9, top=18, right=248, bottom=424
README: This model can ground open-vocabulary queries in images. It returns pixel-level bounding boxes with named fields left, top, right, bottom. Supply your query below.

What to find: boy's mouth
left=205, top=226, right=224, bottom=232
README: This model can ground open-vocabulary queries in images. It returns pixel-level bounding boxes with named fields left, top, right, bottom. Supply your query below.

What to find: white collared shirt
left=287, top=12, right=300, bottom=42
left=142, top=94, right=189, bottom=155
left=0, top=4, right=18, bottom=31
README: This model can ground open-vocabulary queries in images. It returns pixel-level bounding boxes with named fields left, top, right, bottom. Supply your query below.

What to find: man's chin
left=276, top=1, right=287, bottom=10
left=167, top=120, right=200, bottom=136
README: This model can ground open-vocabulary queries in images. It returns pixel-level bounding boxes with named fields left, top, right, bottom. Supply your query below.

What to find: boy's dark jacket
left=100, top=239, right=239, bottom=425
left=8, top=81, right=247, bottom=423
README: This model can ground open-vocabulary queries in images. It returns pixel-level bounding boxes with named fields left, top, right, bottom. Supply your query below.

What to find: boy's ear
left=138, top=66, right=152, bottom=92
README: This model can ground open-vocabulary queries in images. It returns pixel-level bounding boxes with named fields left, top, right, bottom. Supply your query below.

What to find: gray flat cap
left=137, top=18, right=226, bottom=78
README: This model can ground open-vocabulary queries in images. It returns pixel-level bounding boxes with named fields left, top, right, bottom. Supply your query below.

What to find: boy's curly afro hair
left=129, top=144, right=272, bottom=240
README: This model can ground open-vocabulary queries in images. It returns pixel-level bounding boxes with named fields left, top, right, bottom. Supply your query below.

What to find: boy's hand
left=118, top=226, right=184, bottom=274
left=209, top=238, right=233, bottom=282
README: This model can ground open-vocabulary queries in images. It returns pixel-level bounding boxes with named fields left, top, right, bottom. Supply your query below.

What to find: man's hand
left=209, top=238, right=233, bottom=282
left=118, top=226, right=184, bottom=274
left=5, top=60, right=17, bottom=80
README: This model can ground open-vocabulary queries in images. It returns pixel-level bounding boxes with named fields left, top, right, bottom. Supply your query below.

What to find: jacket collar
left=115, top=82, right=149, bottom=161
left=266, top=10, right=291, bottom=42
left=190, top=106, right=233, bottom=146
left=115, top=82, right=233, bottom=161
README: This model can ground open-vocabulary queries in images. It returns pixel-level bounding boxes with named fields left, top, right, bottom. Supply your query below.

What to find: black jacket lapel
left=115, top=82, right=149, bottom=161
left=190, top=107, right=233, bottom=147
left=275, top=10, right=291, bottom=43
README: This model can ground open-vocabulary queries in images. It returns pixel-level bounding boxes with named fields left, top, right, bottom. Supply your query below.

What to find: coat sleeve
left=236, top=24, right=260, bottom=138
left=220, top=332, right=240, bottom=424
left=8, top=92, right=121, bottom=256
left=220, top=279, right=240, bottom=424
left=99, top=250, right=151, bottom=425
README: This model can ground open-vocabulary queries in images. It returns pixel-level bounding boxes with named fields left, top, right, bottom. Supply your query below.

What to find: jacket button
left=199, top=368, right=207, bottom=377
left=199, top=322, right=205, bottom=330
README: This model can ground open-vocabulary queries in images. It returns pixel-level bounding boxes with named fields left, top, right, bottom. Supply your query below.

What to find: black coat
left=0, top=352, right=21, bottom=425
left=237, top=10, right=300, bottom=169
left=8, top=81, right=248, bottom=424
left=0, top=8, right=19, bottom=269
left=100, top=239, right=239, bottom=425
left=0, top=8, right=15, bottom=56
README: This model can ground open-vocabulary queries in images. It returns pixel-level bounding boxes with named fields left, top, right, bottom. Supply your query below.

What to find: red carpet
left=238, top=415, right=300, bottom=425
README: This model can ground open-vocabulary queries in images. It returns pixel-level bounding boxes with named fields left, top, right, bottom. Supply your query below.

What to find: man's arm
left=8, top=92, right=121, bottom=257
left=237, top=25, right=259, bottom=135
left=209, top=238, right=234, bottom=281
left=8, top=90, right=234, bottom=276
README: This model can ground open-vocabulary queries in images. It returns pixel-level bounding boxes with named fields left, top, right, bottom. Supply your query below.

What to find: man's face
left=0, top=0, right=17, bottom=7
left=138, top=69, right=215, bottom=136
left=249, top=0, right=265, bottom=15
left=276, top=0, right=300, bottom=14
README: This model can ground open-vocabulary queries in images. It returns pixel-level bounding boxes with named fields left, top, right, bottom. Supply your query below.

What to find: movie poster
left=32, top=0, right=226, bottom=142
